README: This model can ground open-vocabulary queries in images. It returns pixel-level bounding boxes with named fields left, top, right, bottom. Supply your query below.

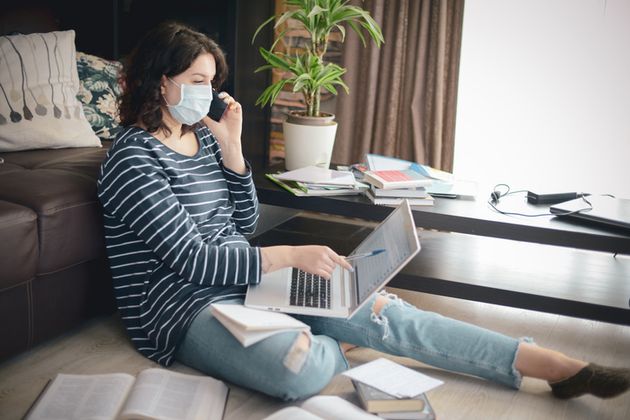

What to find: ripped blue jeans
left=175, top=292, right=528, bottom=401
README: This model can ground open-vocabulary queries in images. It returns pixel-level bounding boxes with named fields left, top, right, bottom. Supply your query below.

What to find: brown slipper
left=550, top=363, right=630, bottom=399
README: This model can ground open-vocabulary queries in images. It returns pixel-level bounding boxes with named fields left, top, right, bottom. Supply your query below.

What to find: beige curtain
left=333, top=0, right=465, bottom=171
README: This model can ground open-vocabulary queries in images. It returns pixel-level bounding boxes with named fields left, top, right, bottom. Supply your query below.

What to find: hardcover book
left=353, top=380, right=436, bottom=419
left=366, top=189, right=434, bottom=206
left=363, top=170, right=433, bottom=190
left=369, top=185, right=428, bottom=199
left=26, top=368, right=228, bottom=420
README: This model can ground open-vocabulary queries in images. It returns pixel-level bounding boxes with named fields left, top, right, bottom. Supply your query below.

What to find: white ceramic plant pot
left=282, top=118, right=338, bottom=170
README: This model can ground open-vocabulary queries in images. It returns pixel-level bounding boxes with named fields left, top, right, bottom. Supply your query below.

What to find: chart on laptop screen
left=353, top=206, right=417, bottom=304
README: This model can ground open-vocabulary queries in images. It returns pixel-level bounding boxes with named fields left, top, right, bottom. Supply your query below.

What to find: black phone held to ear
left=207, top=89, right=228, bottom=122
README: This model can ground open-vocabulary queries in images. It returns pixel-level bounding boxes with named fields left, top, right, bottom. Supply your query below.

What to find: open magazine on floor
left=25, top=368, right=228, bottom=420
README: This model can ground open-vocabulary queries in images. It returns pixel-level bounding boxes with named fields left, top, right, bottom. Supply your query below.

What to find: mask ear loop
left=163, top=77, right=185, bottom=107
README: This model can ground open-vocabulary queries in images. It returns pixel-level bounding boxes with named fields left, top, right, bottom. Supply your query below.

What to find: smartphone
left=208, top=89, right=228, bottom=122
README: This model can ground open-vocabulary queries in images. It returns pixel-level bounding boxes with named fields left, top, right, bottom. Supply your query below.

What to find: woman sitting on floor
left=97, top=21, right=629, bottom=401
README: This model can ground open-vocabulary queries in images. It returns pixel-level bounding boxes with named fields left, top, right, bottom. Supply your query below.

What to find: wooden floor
left=0, top=288, right=628, bottom=419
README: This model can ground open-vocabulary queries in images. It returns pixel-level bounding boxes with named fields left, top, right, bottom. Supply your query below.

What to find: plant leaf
left=252, top=15, right=276, bottom=44
left=259, top=47, right=293, bottom=73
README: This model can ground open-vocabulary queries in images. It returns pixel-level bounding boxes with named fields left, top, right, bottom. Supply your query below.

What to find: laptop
left=245, top=200, right=421, bottom=318
left=550, top=195, right=630, bottom=231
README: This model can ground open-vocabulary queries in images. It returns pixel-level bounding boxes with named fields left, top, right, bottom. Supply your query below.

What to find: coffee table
left=253, top=170, right=630, bottom=325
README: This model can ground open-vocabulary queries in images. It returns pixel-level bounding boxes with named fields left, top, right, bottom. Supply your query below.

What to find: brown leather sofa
left=0, top=142, right=116, bottom=362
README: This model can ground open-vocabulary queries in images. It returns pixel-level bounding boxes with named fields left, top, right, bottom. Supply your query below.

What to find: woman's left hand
left=203, top=92, right=246, bottom=174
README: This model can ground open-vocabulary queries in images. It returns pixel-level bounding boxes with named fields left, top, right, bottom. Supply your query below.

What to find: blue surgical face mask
left=164, top=77, right=213, bottom=125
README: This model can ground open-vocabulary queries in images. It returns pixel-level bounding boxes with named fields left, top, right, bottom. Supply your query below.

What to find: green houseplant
left=253, top=0, right=384, bottom=169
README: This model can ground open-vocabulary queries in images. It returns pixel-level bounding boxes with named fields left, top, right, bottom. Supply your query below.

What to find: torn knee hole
left=371, top=295, right=390, bottom=316
left=283, top=332, right=311, bottom=374
left=295, top=331, right=311, bottom=351
left=371, top=293, right=400, bottom=340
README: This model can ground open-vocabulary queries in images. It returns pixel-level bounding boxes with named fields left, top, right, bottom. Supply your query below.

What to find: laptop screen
left=351, top=202, right=419, bottom=304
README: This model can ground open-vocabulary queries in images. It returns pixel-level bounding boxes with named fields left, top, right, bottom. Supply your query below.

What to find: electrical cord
left=487, top=183, right=594, bottom=217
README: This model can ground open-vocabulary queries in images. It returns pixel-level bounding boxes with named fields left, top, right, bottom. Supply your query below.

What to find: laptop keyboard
left=289, top=268, right=331, bottom=309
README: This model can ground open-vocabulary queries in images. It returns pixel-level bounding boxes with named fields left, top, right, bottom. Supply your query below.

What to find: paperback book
left=365, top=153, right=453, bottom=183
left=211, top=303, right=310, bottom=347
left=25, top=368, right=228, bottom=420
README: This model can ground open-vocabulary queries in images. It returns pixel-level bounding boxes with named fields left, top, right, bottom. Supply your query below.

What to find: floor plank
left=1, top=288, right=628, bottom=419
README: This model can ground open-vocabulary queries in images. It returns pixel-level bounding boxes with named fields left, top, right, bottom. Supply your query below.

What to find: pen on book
left=345, top=249, right=386, bottom=261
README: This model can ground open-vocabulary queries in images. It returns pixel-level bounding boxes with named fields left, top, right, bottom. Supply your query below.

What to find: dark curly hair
left=118, top=21, right=228, bottom=136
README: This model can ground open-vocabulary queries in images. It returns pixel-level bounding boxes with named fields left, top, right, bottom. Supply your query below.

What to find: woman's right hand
left=260, top=245, right=353, bottom=279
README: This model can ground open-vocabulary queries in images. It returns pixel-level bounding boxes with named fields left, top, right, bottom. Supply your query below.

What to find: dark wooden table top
left=254, top=169, right=630, bottom=255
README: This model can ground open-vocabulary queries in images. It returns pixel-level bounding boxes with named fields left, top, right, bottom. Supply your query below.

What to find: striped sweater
left=97, top=125, right=261, bottom=366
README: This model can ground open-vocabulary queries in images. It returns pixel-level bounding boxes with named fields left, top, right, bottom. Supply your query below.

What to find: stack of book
left=352, top=380, right=435, bottom=420
left=363, top=153, right=477, bottom=200
left=362, top=169, right=435, bottom=206
left=343, top=358, right=442, bottom=420
left=267, top=165, right=369, bottom=197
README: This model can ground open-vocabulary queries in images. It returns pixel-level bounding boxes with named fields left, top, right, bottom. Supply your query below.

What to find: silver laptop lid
left=348, top=200, right=421, bottom=316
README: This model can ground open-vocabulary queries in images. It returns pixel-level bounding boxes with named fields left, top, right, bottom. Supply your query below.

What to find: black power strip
left=526, top=191, right=580, bottom=205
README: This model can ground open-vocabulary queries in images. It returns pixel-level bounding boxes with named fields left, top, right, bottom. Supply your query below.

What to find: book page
left=301, top=396, right=381, bottom=419
left=214, top=313, right=305, bottom=347
left=262, top=406, right=323, bottom=420
left=120, top=368, right=228, bottom=420
left=343, top=358, right=443, bottom=398
left=211, top=304, right=308, bottom=331
left=26, top=373, right=135, bottom=420
left=275, top=166, right=356, bottom=186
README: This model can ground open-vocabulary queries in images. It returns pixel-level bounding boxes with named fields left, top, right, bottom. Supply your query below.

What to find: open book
left=211, top=303, right=310, bottom=347
left=25, top=368, right=228, bottom=420
left=263, top=395, right=380, bottom=420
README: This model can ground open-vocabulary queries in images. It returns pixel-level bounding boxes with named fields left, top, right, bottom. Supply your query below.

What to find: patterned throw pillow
left=76, top=51, right=123, bottom=140
left=0, top=30, right=101, bottom=151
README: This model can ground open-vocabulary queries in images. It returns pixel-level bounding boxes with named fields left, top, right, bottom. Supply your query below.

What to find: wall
left=454, top=0, right=630, bottom=198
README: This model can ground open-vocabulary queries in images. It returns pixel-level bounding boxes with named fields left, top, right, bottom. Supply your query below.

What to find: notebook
left=550, top=195, right=630, bottom=231
left=245, top=200, right=421, bottom=318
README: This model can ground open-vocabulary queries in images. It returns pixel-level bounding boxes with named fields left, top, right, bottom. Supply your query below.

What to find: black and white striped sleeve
left=97, top=146, right=261, bottom=287
left=222, top=163, right=259, bottom=235
left=202, top=128, right=259, bottom=235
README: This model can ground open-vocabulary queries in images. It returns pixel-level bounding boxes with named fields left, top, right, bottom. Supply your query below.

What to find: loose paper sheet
left=342, top=358, right=443, bottom=398
left=275, top=166, right=356, bottom=186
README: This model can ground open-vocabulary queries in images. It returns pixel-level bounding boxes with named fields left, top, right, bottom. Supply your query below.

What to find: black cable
left=487, top=183, right=593, bottom=217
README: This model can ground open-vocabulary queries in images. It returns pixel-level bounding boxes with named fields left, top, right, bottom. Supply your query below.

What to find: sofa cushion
left=76, top=52, right=123, bottom=140
left=0, top=200, right=37, bottom=289
left=0, top=140, right=111, bottom=179
left=0, top=30, right=101, bottom=152
left=0, top=145, right=110, bottom=273
left=0, top=282, right=30, bottom=361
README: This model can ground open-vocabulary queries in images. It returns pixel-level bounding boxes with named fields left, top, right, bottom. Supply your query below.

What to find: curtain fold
left=333, top=0, right=465, bottom=171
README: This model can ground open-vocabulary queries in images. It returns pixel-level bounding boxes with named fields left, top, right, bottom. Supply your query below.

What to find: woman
left=98, top=22, right=629, bottom=402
